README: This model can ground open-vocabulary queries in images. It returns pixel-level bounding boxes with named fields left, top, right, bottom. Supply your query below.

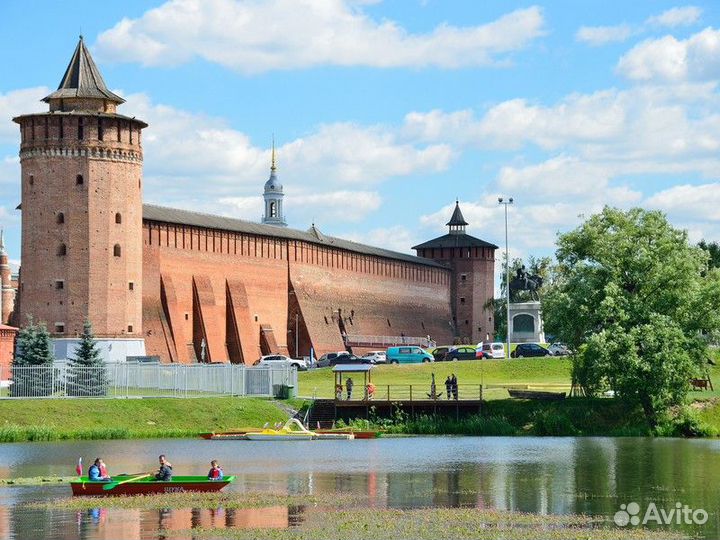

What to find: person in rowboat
left=154, top=455, right=173, bottom=481
left=88, top=458, right=111, bottom=482
left=207, top=460, right=224, bottom=481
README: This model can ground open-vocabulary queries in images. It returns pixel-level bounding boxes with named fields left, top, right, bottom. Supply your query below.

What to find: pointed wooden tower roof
left=42, top=36, right=124, bottom=104
left=446, top=200, right=469, bottom=227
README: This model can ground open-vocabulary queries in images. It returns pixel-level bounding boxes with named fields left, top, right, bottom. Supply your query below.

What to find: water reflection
left=1, top=437, right=719, bottom=539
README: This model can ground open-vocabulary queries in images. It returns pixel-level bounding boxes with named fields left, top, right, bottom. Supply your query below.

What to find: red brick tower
left=413, top=202, right=498, bottom=343
left=13, top=37, right=148, bottom=361
left=0, top=229, right=14, bottom=325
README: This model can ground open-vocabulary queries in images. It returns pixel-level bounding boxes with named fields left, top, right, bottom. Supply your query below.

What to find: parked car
left=510, top=343, right=551, bottom=358
left=548, top=343, right=572, bottom=356
left=362, top=351, right=387, bottom=364
left=443, top=346, right=478, bottom=361
left=386, top=346, right=433, bottom=364
left=330, top=353, right=371, bottom=366
left=316, top=351, right=347, bottom=368
left=257, top=354, right=308, bottom=370
left=478, top=342, right=506, bottom=359
left=428, top=346, right=451, bottom=362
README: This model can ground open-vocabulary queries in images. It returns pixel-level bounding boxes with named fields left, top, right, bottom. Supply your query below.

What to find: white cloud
left=576, top=24, right=633, bottom=46
left=120, top=92, right=453, bottom=213
left=0, top=87, right=48, bottom=144
left=95, top=0, right=545, bottom=72
left=617, top=27, right=720, bottom=82
left=646, top=6, right=702, bottom=28
left=644, top=183, right=720, bottom=222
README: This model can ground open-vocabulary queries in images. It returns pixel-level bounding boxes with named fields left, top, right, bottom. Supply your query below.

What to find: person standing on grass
left=346, top=377, right=354, bottom=400
left=445, top=376, right=452, bottom=400
left=451, top=373, right=458, bottom=400
left=154, top=454, right=173, bottom=481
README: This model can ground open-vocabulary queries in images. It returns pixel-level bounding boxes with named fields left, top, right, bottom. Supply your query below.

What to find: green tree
left=699, top=239, right=720, bottom=270
left=67, top=320, right=108, bottom=396
left=11, top=317, right=55, bottom=397
left=543, top=207, right=720, bottom=428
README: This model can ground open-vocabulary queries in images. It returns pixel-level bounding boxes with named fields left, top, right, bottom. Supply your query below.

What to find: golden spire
left=271, top=135, right=277, bottom=173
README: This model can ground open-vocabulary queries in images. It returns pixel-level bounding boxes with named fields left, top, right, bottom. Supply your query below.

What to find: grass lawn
left=0, top=397, right=288, bottom=442
left=298, top=357, right=573, bottom=399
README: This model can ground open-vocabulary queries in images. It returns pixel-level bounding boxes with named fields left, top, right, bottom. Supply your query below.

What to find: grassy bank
left=299, top=357, right=574, bottom=399
left=0, top=397, right=288, bottom=442
left=336, top=397, right=720, bottom=437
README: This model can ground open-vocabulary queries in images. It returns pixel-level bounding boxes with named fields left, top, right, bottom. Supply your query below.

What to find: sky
left=1, top=0, right=720, bottom=272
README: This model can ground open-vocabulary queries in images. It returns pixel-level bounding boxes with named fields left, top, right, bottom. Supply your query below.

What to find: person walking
left=445, top=375, right=452, bottom=400
left=346, top=377, right=354, bottom=400
left=451, top=373, right=458, bottom=400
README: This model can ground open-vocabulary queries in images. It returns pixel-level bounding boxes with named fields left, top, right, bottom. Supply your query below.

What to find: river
left=0, top=436, right=718, bottom=539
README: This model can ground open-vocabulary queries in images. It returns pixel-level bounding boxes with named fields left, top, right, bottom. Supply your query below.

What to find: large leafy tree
left=11, top=317, right=55, bottom=397
left=699, top=240, right=720, bottom=270
left=543, top=207, right=720, bottom=428
left=67, top=320, right=108, bottom=396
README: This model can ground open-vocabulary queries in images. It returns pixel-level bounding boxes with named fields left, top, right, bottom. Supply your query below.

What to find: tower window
left=113, top=244, right=121, bottom=257
left=460, top=274, right=467, bottom=281
left=55, top=280, right=64, bottom=290
left=57, top=212, right=65, bottom=224
left=97, top=117, right=103, bottom=141
left=115, top=212, right=122, bottom=224
left=76, top=174, right=84, bottom=186
left=127, top=325, right=133, bottom=333
left=29, top=175, right=34, bottom=186
left=128, top=282, right=134, bottom=291
left=78, top=117, right=84, bottom=140
left=59, top=117, right=64, bottom=139
left=270, top=202, right=277, bottom=217
left=465, top=320, right=469, bottom=325
left=57, top=244, right=67, bottom=256
left=55, top=323, right=65, bottom=333
left=460, top=297, right=466, bottom=304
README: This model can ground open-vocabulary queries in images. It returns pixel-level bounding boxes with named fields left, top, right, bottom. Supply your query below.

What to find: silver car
left=362, top=351, right=387, bottom=364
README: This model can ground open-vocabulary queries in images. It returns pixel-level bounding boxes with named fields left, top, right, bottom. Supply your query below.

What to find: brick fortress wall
left=143, top=220, right=454, bottom=363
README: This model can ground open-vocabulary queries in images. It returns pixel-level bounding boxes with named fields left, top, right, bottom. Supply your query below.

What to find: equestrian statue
left=509, top=266, right=543, bottom=302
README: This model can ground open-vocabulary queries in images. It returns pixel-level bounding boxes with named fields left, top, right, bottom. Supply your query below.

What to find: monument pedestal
left=509, top=301, right=545, bottom=344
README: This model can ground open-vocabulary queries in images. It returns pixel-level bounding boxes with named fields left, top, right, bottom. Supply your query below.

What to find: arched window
left=29, top=175, right=34, bottom=186
left=115, top=213, right=122, bottom=224
left=270, top=202, right=277, bottom=217
left=113, top=244, right=121, bottom=257
left=76, top=174, right=84, bottom=186
left=57, top=243, right=67, bottom=256
left=57, top=212, right=65, bottom=224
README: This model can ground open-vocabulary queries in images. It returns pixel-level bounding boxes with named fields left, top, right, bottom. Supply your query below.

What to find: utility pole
left=498, top=197, right=513, bottom=359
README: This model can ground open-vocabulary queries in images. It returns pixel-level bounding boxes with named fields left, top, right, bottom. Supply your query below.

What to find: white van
left=478, top=342, right=506, bottom=359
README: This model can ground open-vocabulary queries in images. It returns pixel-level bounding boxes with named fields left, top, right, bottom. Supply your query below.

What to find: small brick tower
left=0, top=229, right=14, bottom=325
left=413, top=201, right=498, bottom=343
left=13, top=37, right=148, bottom=361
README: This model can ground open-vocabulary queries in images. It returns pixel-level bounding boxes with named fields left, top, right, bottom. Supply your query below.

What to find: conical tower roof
left=446, top=200, right=468, bottom=226
left=43, top=36, right=124, bottom=104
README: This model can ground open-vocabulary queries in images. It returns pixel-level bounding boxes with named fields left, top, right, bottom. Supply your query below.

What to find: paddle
left=102, top=472, right=152, bottom=491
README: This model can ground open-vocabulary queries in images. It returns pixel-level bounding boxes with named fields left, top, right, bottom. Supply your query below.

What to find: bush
left=656, top=408, right=716, bottom=438
left=531, top=409, right=578, bottom=436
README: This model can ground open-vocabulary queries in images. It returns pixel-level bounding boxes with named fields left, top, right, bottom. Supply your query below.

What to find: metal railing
left=342, top=335, right=436, bottom=348
left=0, top=363, right=297, bottom=399
left=334, top=384, right=483, bottom=402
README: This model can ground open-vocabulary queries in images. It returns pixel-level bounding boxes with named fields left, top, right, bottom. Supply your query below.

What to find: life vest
left=209, top=467, right=222, bottom=479
left=99, top=464, right=108, bottom=477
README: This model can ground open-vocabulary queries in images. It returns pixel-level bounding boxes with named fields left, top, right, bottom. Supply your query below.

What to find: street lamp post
left=498, top=197, right=513, bottom=359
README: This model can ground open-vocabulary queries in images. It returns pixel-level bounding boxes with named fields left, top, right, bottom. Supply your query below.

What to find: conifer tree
left=11, top=317, right=54, bottom=396
left=67, top=320, right=108, bottom=396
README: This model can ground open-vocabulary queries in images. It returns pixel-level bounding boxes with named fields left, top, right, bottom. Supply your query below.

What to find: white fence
left=0, top=363, right=298, bottom=399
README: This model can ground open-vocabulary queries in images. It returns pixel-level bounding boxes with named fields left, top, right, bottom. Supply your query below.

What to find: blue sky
left=1, top=0, right=720, bottom=269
